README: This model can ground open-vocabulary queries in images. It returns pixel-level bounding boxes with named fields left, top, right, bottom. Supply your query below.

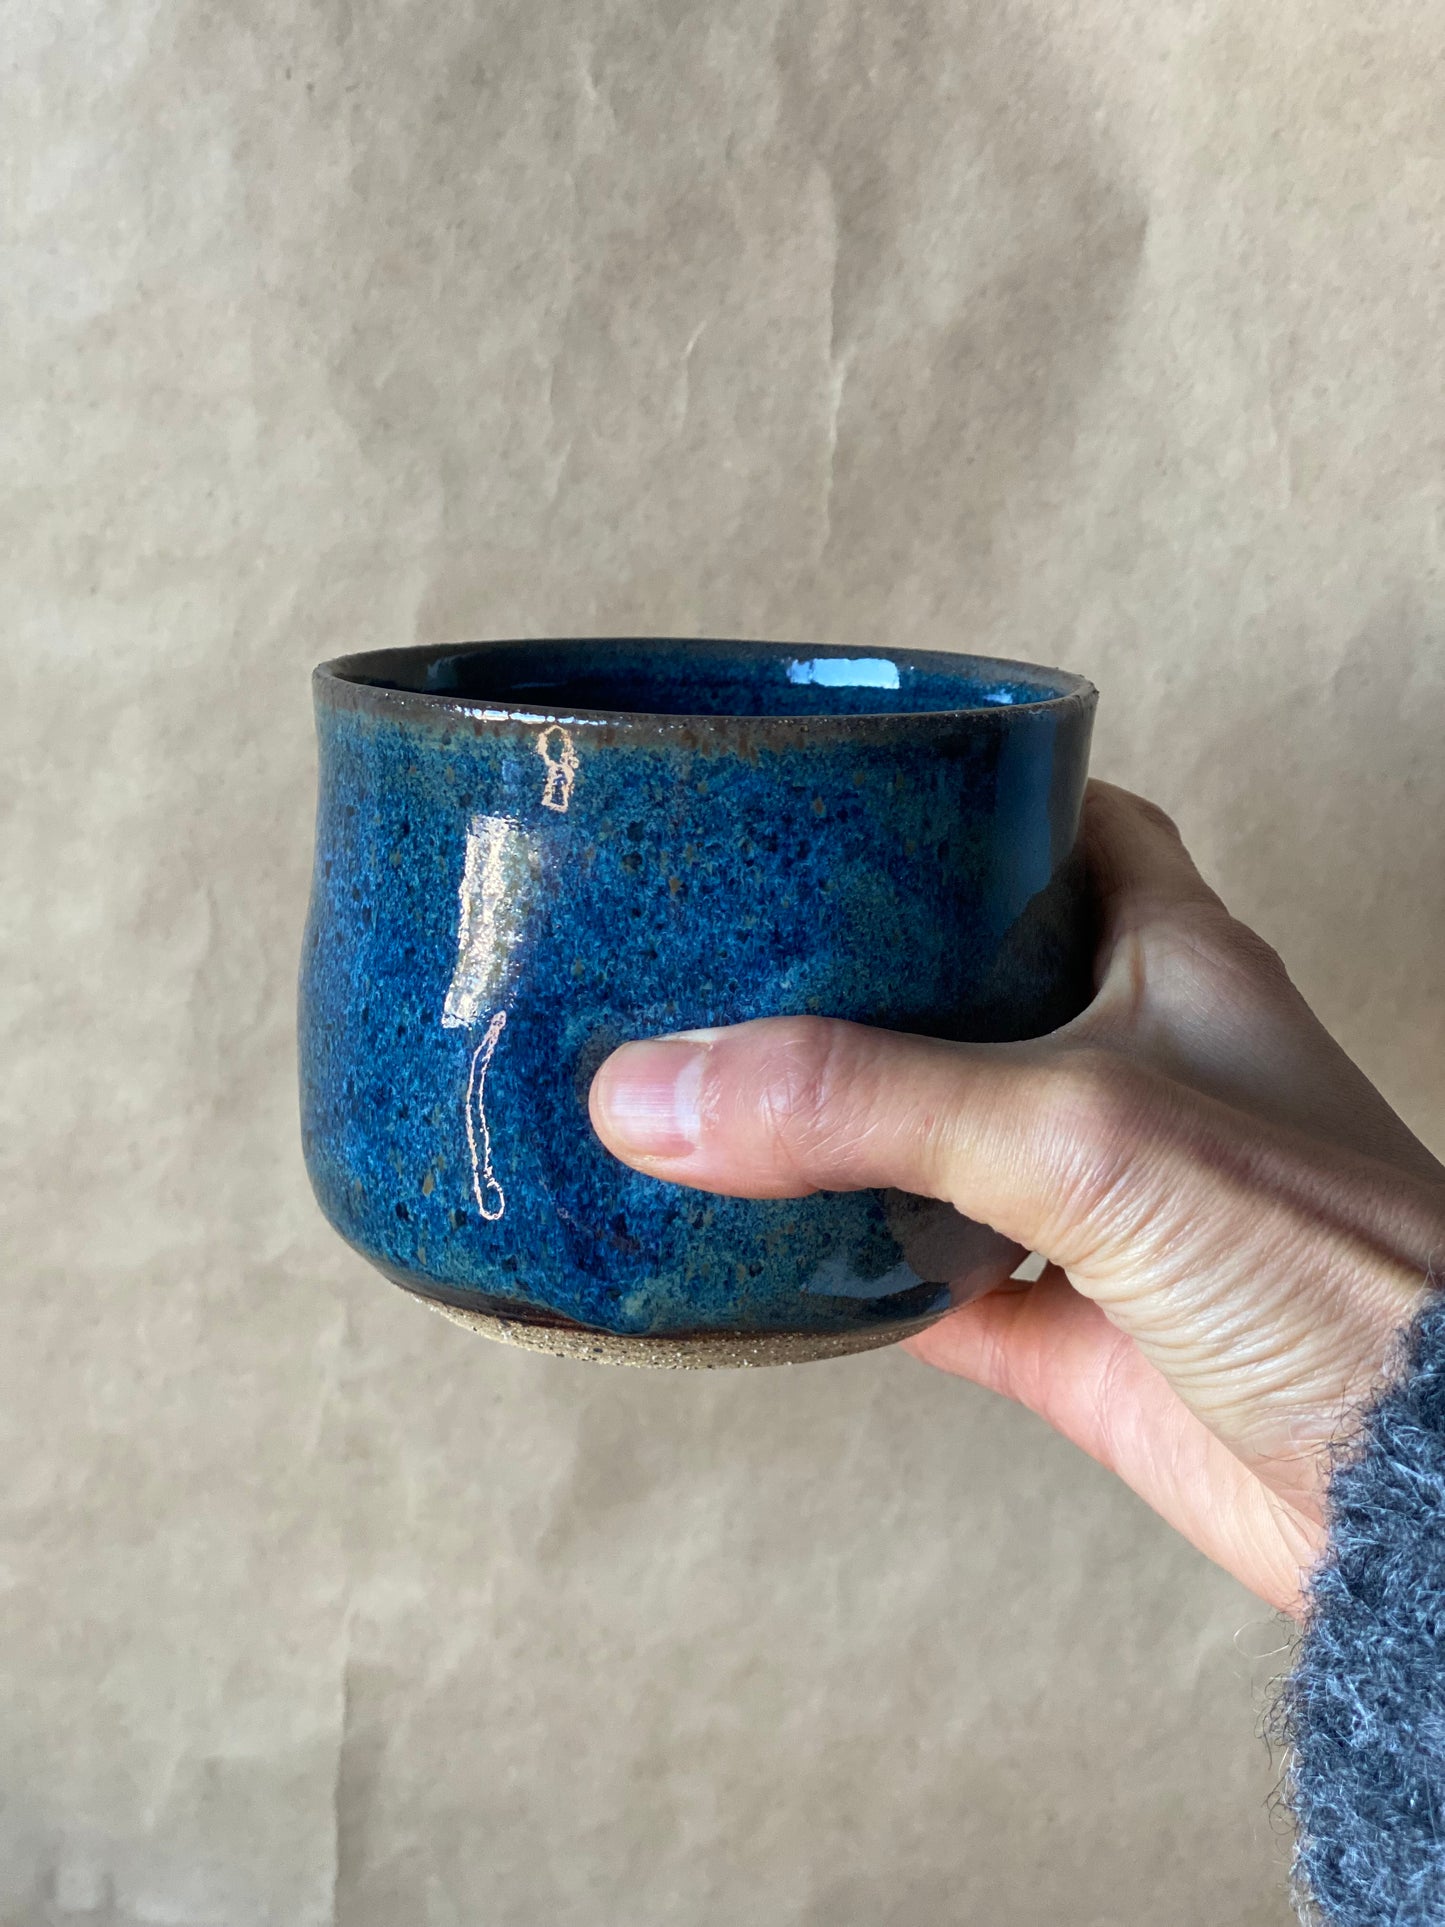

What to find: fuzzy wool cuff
left=1281, top=1289, right=1445, bottom=1925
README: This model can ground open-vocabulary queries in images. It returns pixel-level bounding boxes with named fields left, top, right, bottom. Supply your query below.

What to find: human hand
left=589, top=782, right=1445, bottom=1613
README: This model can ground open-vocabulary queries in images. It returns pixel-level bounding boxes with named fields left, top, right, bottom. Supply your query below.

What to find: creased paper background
left=3, top=1, right=1443, bottom=1921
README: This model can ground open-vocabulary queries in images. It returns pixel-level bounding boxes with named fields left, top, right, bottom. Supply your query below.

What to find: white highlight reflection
left=464, top=1011, right=508, bottom=1221
left=442, top=734, right=581, bottom=1226
left=786, top=656, right=901, bottom=690
left=537, top=724, right=578, bottom=812
left=441, top=815, right=532, bottom=1029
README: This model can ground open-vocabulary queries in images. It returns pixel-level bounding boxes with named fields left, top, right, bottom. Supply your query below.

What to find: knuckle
left=1046, top=1047, right=1139, bottom=1137
left=1216, top=916, right=1293, bottom=988
left=752, top=1018, right=859, bottom=1181
left=1042, top=1048, right=1157, bottom=1229
left=1131, top=795, right=1185, bottom=844
left=1163, top=901, right=1294, bottom=994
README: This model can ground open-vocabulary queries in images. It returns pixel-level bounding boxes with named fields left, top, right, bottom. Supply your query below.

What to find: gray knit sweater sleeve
left=1280, top=1290, right=1445, bottom=1925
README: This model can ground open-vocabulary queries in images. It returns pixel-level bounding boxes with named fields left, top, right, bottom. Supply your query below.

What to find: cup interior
left=327, top=638, right=1089, bottom=720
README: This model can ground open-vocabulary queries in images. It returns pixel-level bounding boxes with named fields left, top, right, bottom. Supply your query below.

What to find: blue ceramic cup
left=299, top=639, right=1096, bottom=1366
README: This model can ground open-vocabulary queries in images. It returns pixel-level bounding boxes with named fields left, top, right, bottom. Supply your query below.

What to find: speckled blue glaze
left=299, top=639, right=1096, bottom=1343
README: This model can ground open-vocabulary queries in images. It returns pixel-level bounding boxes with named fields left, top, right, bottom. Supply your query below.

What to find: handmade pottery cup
left=299, top=639, right=1097, bottom=1366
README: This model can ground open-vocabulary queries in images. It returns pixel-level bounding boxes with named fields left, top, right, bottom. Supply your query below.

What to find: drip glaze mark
left=537, top=725, right=579, bottom=812
left=464, top=1010, right=508, bottom=1221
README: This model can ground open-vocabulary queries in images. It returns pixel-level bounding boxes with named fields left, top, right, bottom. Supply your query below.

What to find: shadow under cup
left=298, top=639, right=1097, bottom=1366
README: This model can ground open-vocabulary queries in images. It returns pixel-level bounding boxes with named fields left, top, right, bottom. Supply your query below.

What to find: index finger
left=1082, top=781, right=1226, bottom=945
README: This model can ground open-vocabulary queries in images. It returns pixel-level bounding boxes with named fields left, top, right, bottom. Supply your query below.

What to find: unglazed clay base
left=417, top=1293, right=944, bottom=1368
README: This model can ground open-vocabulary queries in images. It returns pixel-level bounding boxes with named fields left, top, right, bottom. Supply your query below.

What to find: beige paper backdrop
left=4, top=1, right=1443, bottom=1921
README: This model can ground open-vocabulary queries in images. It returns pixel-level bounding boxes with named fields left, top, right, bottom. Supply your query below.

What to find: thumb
left=589, top=1017, right=1428, bottom=1468
left=588, top=1016, right=1157, bottom=1271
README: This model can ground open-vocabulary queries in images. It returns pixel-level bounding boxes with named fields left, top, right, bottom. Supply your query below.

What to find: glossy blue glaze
left=298, top=639, right=1096, bottom=1344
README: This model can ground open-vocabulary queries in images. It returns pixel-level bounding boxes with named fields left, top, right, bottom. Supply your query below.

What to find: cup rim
left=315, top=637, right=1097, bottom=730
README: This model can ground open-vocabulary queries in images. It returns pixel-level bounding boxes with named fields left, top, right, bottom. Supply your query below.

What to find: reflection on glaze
left=536, top=724, right=578, bottom=813
left=786, top=656, right=901, bottom=690
left=444, top=733, right=581, bottom=1224
left=441, top=815, right=532, bottom=1029
left=800, top=1254, right=922, bottom=1300
left=464, top=1011, right=508, bottom=1220
left=442, top=815, right=531, bottom=1221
